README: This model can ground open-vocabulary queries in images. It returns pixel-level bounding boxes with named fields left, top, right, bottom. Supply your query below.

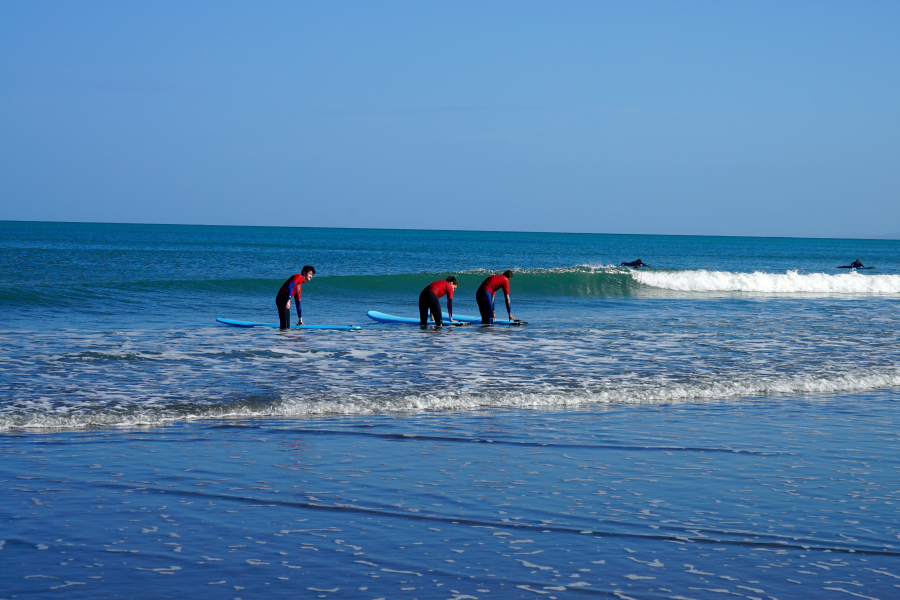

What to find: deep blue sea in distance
left=2, top=220, right=899, bottom=600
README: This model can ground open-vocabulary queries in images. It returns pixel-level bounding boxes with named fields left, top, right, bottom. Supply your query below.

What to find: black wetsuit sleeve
left=447, top=297, right=452, bottom=319
left=504, top=293, right=511, bottom=316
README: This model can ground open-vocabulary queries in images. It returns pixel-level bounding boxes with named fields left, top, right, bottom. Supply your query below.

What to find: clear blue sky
left=1, top=1, right=898, bottom=237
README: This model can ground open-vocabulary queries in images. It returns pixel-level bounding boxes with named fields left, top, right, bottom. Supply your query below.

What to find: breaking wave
left=3, top=368, right=900, bottom=431
left=632, top=269, right=900, bottom=295
left=2, top=266, right=897, bottom=308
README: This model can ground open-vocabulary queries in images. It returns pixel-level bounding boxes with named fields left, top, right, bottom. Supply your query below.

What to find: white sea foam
left=270, top=369, right=900, bottom=415
left=632, top=269, right=900, bottom=294
left=3, top=369, right=899, bottom=431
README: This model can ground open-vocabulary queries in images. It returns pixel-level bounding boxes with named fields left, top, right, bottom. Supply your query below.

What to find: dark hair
left=446, top=276, right=458, bottom=285
left=503, top=270, right=513, bottom=279
left=302, top=265, right=316, bottom=276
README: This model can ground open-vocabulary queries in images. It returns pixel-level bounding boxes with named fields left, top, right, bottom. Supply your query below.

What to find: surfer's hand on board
left=296, top=318, right=304, bottom=326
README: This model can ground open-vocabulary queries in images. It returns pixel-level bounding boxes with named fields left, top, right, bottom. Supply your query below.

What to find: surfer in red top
left=476, top=270, right=516, bottom=324
left=419, top=276, right=458, bottom=327
left=275, top=265, right=316, bottom=330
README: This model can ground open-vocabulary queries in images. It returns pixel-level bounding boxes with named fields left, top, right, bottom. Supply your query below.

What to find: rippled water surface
left=2, top=221, right=900, bottom=428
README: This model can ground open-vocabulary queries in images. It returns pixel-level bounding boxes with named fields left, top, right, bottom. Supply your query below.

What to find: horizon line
left=1, top=218, right=898, bottom=242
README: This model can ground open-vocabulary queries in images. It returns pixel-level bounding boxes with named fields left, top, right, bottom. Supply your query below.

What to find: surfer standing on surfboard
left=275, top=266, right=315, bottom=330
left=476, top=271, right=516, bottom=325
left=419, top=276, right=458, bottom=327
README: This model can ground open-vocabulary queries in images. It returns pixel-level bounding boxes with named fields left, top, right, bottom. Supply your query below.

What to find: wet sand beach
left=3, top=392, right=899, bottom=599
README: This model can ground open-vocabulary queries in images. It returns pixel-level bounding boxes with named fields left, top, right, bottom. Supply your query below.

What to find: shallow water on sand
left=3, top=392, right=899, bottom=599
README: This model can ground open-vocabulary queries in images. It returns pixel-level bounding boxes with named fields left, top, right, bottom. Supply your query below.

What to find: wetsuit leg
left=419, top=290, right=442, bottom=326
left=428, top=292, right=442, bottom=326
left=418, top=290, right=430, bottom=326
left=476, top=287, right=492, bottom=325
left=276, top=295, right=290, bottom=330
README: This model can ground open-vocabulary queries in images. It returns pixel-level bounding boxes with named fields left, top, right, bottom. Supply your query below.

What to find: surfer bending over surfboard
left=621, top=259, right=650, bottom=268
left=419, top=276, right=458, bottom=327
left=275, top=266, right=316, bottom=330
left=476, top=271, right=516, bottom=325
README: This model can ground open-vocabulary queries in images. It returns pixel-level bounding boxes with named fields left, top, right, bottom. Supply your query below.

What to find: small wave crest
left=3, top=267, right=897, bottom=309
left=318, top=266, right=635, bottom=297
left=3, top=369, right=899, bottom=431
left=632, top=269, right=900, bottom=295
left=0, top=266, right=636, bottom=308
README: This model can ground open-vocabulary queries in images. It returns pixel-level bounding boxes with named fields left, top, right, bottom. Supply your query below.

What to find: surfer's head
left=302, top=265, right=316, bottom=279
left=446, top=275, right=458, bottom=289
left=503, top=270, right=513, bottom=279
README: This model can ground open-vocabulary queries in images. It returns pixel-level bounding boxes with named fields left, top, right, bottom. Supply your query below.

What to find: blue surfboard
left=366, top=311, right=526, bottom=326
left=217, top=318, right=360, bottom=331
left=448, top=312, right=527, bottom=325
left=365, top=311, right=463, bottom=325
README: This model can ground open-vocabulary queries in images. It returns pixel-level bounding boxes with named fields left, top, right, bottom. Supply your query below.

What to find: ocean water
left=1, top=221, right=899, bottom=599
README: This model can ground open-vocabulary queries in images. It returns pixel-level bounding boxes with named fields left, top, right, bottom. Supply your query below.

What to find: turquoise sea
left=2, top=221, right=900, bottom=599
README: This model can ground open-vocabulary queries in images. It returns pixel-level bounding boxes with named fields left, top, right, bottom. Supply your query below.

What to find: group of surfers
left=275, top=256, right=872, bottom=329
left=275, top=267, right=516, bottom=330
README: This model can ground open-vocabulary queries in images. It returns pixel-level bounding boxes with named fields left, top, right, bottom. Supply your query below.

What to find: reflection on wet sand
left=3, top=394, right=900, bottom=598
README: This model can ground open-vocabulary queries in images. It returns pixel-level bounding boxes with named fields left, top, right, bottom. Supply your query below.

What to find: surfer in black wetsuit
left=275, top=265, right=316, bottom=330
left=476, top=271, right=515, bottom=324
left=419, top=276, right=458, bottom=327
left=838, top=259, right=866, bottom=269
left=621, top=259, right=650, bottom=268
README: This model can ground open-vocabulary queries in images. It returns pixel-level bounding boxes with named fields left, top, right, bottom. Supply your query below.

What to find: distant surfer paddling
left=419, top=276, right=458, bottom=327
left=838, top=259, right=868, bottom=269
left=476, top=271, right=516, bottom=325
left=621, top=259, right=650, bottom=268
left=275, top=266, right=316, bottom=330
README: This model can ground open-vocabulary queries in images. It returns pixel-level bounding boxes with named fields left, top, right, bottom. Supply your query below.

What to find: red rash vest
left=479, top=274, right=510, bottom=296
left=425, top=280, right=455, bottom=299
left=277, top=274, right=307, bottom=301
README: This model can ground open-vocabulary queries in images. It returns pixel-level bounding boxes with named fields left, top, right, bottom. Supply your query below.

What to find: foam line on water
left=632, top=269, right=900, bottom=294
left=3, top=368, right=899, bottom=431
